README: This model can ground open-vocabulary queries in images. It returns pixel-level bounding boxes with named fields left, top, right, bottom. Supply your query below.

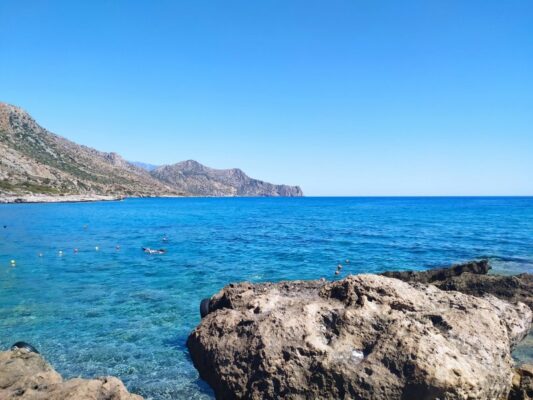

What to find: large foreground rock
left=0, top=348, right=142, bottom=400
left=188, top=274, right=532, bottom=399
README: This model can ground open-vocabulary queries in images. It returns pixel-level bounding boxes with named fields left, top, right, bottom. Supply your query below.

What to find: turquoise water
left=0, top=197, right=532, bottom=399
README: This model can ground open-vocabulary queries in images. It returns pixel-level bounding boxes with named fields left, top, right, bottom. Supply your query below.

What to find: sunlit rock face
left=188, top=273, right=531, bottom=400
left=0, top=348, right=143, bottom=400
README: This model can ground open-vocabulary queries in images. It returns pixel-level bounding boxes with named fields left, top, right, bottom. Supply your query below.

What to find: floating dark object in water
left=200, top=298, right=211, bottom=318
left=11, top=341, right=39, bottom=354
left=142, top=247, right=167, bottom=255
left=3, top=225, right=6, bottom=229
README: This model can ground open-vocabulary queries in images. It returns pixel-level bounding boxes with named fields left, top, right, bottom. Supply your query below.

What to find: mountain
left=130, top=161, right=159, bottom=171
left=0, top=102, right=303, bottom=198
left=0, top=103, right=183, bottom=197
left=150, top=160, right=303, bottom=197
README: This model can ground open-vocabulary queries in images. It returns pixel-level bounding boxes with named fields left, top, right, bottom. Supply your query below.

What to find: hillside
left=151, top=160, right=303, bottom=197
left=0, top=102, right=303, bottom=199
left=0, top=103, right=183, bottom=198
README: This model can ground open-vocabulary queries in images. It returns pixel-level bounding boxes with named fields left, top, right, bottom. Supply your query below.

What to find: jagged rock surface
left=0, top=348, right=142, bottom=399
left=187, top=273, right=532, bottom=399
left=150, top=160, right=303, bottom=197
left=383, top=259, right=533, bottom=310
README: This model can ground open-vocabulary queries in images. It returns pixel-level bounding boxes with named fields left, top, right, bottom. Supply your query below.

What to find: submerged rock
left=188, top=273, right=532, bottom=399
left=0, top=348, right=142, bottom=400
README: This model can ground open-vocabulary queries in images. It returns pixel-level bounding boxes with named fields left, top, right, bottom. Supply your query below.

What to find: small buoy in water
left=74, top=248, right=78, bottom=253
left=10, top=259, right=16, bottom=265
left=38, top=253, right=43, bottom=257
left=115, top=245, right=120, bottom=250
left=83, top=224, right=88, bottom=230
left=95, top=246, right=99, bottom=251
left=335, top=270, right=340, bottom=275
left=58, top=250, right=63, bottom=256
left=346, top=259, right=350, bottom=263
left=337, top=264, right=343, bottom=270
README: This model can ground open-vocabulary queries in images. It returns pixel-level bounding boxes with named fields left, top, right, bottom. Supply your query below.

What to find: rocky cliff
left=188, top=261, right=533, bottom=399
left=0, top=102, right=303, bottom=199
left=150, top=160, right=303, bottom=197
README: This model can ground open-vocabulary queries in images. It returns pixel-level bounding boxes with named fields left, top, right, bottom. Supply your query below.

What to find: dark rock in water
left=381, top=259, right=491, bottom=283
left=383, top=260, right=533, bottom=311
left=0, top=348, right=142, bottom=399
left=10, top=341, right=39, bottom=354
left=435, top=273, right=533, bottom=312
left=509, top=364, right=533, bottom=400
left=187, top=272, right=532, bottom=399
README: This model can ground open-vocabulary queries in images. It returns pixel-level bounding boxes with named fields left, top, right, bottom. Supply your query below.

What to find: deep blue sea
left=0, top=197, right=532, bottom=399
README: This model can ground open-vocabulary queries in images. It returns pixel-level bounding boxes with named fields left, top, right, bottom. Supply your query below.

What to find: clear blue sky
left=1, top=1, right=531, bottom=195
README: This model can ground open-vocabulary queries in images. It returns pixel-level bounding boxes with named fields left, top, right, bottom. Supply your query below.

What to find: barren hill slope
left=0, top=103, right=182, bottom=197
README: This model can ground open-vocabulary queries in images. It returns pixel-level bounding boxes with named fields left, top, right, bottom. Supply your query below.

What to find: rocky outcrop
left=382, top=259, right=533, bottom=310
left=0, top=347, right=142, bottom=399
left=150, top=160, right=303, bottom=197
left=187, top=272, right=532, bottom=399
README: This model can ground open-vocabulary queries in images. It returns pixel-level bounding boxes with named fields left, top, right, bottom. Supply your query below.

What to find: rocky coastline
left=2, top=260, right=532, bottom=399
left=0, top=346, right=141, bottom=400
left=0, top=193, right=123, bottom=204
left=188, top=260, right=533, bottom=399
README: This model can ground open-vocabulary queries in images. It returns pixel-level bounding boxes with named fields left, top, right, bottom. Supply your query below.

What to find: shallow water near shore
left=0, top=197, right=532, bottom=399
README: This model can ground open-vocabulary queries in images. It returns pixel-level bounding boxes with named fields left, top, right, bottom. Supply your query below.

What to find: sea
left=0, top=197, right=532, bottom=399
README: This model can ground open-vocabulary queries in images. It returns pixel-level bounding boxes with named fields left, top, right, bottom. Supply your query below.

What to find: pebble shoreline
left=0, top=194, right=122, bottom=204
